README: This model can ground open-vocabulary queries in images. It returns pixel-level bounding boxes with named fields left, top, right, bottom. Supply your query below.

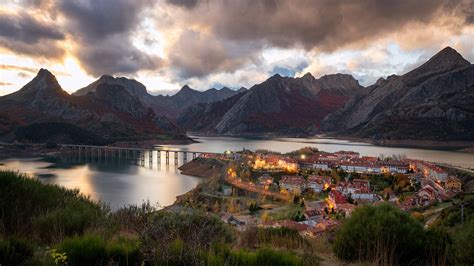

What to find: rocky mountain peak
left=318, top=73, right=361, bottom=90
left=74, top=74, right=148, bottom=97
left=175, top=85, right=198, bottom=96
left=429, top=46, right=470, bottom=66
left=302, top=72, right=315, bottom=80
left=403, top=46, right=470, bottom=85
left=18, top=68, right=64, bottom=95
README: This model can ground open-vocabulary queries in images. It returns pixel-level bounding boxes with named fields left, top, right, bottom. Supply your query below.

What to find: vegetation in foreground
left=1, top=170, right=473, bottom=265
left=0, top=171, right=314, bottom=265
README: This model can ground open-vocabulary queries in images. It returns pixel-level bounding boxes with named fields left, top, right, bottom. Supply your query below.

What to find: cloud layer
left=0, top=0, right=473, bottom=93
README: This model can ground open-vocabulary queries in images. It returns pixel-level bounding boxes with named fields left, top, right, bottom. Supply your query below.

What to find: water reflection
left=0, top=155, right=200, bottom=210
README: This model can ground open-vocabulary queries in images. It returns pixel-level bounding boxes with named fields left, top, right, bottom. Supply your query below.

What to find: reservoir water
left=1, top=136, right=473, bottom=209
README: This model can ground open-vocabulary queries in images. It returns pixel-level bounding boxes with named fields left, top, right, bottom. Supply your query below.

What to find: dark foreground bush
left=333, top=204, right=427, bottom=265
left=0, top=170, right=107, bottom=241
left=57, top=234, right=141, bottom=266
left=0, top=237, right=38, bottom=265
left=206, top=244, right=302, bottom=266
left=140, top=210, right=234, bottom=265
left=452, top=218, right=474, bottom=265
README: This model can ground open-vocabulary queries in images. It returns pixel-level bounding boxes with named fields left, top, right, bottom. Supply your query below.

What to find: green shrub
left=452, top=219, right=474, bottom=265
left=140, top=210, right=233, bottom=264
left=0, top=237, right=37, bottom=265
left=0, top=171, right=107, bottom=241
left=207, top=244, right=301, bottom=266
left=57, top=234, right=141, bottom=266
left=34, top=200, right=105, bottom=242
left=58, top=234, right=107, bottom=265
left=107, top=237, right=141, bottom=265
left=333, top=203, right=426, bottom=265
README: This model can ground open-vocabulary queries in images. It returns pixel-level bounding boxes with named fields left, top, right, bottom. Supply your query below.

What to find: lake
left=162, top=136, right=474, bottom=169
left=1, top=136, right=473, bottom=209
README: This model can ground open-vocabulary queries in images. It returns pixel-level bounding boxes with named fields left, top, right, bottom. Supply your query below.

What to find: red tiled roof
left=330, top=190, right=347, bottom=204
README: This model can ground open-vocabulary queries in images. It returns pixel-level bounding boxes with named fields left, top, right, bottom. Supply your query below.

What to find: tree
left=333, top=204, right=426, bottom=265
left=293, top=195, right=300, bottom=204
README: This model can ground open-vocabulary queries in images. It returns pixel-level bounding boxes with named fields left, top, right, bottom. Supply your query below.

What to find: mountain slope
left=0, top=69, right=182, bottom=144
left=75, top=76, right=242, bottom=117
left=322, top=47, right=474, bottom=141
left=178, top=73, right=361, bottom=135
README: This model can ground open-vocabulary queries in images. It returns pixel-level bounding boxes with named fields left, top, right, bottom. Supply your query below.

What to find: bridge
left=60, top=144, right=223, bottom=166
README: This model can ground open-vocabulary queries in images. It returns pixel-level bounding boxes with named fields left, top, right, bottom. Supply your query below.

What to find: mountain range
left=0, top=46, right=472, bottom=145
left=73, top=75, right=245, bottom=117
left=322, top=47, right=474, bottom=142
left=177, top=46, right=474, bottom=143
left=177, top=73, right=361, bottom=135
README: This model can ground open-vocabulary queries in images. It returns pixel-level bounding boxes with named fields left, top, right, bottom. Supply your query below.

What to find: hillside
left=178, top=73, right=362, bottom=135
left=0, top=69, right=183, bottom=144
left=322, top=47, right=474, bottom=142
left=75, top=76, right=243, bottom=117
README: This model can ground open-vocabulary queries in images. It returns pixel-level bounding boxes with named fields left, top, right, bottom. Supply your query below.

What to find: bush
left=452, top=219, right=474, bottom=265
left=140, top=210, right=233, bottom=264
left=333, top=204, right=426, bottom=265
left=0, top=237, right=37, bottom=265
left=239, top=227, right=308, bottom=250
left=57, top=234, right=141, bottom=266
left=34, top=200, right=105, bottom=242
left=0, top=171, right=107, bottom=241
left=207, top=244, right=301, bottom=266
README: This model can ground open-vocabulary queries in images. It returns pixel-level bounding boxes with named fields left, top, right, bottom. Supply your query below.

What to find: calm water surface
left=1, top=136, right=473, bottom=209
left=162, top=136, right=474, bottom=169
left=0, top=157, right=200, bottom=210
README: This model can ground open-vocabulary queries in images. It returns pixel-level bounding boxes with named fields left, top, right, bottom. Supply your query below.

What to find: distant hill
left=178, top=72, right=362, bottom=135
left=322, top=47, right=474, bottom=141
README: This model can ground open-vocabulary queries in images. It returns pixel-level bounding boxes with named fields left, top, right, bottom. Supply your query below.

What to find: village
left=198, top=147, right=464, bottom=237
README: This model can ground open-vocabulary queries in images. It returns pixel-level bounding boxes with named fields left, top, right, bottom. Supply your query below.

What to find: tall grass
left=0, top=170, right=108, bottom=242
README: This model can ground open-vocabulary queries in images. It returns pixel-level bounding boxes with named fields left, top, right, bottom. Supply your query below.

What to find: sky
left=0, top=0, right=473, bottom=96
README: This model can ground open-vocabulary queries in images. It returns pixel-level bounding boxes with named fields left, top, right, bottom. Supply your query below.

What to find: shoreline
left=332, top=135, right=474, bottom=152
left=188, top=132, right=474, bottom=153
left=0, top=137, right=198, bottom=159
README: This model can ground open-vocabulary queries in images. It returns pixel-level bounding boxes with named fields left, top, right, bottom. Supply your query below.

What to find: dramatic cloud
left=168, top=30, right=261, bottom=79
left=158, top=0, right=474, bottom=80
left=1, top=0, right=473, bottom=94
left=0, top=11, right=65, bottom=58
left=58, top=0, right=161, bottom=76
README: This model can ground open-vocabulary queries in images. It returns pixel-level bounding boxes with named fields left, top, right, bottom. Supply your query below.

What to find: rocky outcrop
left=322, top=47, right=474, bottom=141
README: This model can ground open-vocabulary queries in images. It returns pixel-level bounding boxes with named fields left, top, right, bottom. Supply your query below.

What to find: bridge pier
left=60, top=145, right=218, bottom=168
left=149, top=150, right=153, bottom=167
